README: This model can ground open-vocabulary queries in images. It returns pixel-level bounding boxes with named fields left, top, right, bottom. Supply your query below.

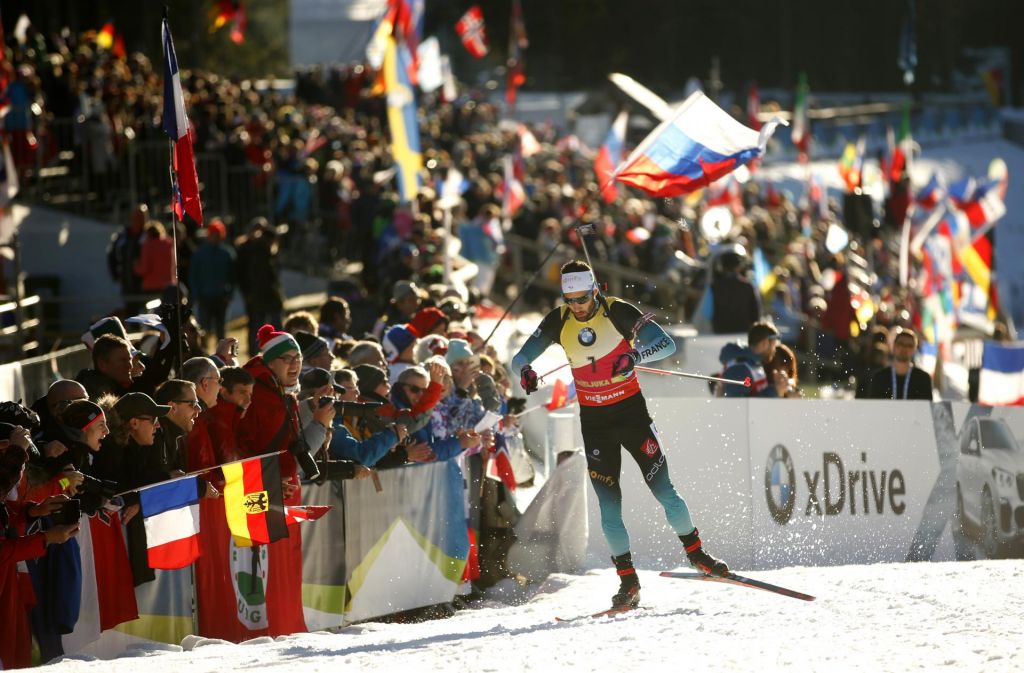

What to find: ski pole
left=482, top=242, right=563, bottom=349
left=636, top=365, right=751, bottom=387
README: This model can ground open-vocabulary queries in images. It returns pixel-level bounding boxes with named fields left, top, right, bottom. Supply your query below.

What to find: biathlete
left=511, top=260, right=729, bottom=609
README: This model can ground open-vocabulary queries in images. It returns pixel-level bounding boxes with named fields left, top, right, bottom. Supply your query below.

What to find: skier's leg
left=620, top=418, right=694, bottom=536
left=581, top=420, right=628, bottom=556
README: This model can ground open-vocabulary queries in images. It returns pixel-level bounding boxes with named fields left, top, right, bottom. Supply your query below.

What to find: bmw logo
left=578, top=327, right=596, bottom=346
left=765, top=444, right=796, bottom=525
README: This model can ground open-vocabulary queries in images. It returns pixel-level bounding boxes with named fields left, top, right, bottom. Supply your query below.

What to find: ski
left=555, top=605, right=645, bottom=622
left=659, top=571, right=816, bottom=602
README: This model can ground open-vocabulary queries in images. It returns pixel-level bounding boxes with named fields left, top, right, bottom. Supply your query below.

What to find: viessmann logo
left=764, top=444, right=909, bottom=525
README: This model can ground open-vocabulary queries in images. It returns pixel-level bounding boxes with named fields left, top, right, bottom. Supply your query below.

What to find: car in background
left=955, top=416, right=1024, bottom=557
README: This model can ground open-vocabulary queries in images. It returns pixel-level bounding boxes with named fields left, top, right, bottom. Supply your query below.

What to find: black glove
left=611, top=349, right=640, bottom=377
left=519, top=365, right=538, bottom=394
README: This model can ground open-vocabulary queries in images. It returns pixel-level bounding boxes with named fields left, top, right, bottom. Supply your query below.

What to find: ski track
left=46, top=560, right=1024, bottom=673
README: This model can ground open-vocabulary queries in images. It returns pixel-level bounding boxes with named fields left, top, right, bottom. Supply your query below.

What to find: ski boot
left=610, top=552, right=641, bottom=609
left=680, top=528, right=730, bottom=577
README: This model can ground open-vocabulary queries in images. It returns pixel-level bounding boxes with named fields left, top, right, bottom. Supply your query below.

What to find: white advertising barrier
left=748, top=400, right=946, bottom=568
left=583, top=398, right=755, bottom=571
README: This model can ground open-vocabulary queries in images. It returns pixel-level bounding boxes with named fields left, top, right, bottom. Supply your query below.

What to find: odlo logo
left=765, top=444, right=796, bottom=524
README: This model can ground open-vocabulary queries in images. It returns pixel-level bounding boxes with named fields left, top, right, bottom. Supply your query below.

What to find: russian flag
left=596, top=111, right=628, bottom=203
left=162, top=19, right=204, bottom=225
left=979, top=342, right=1024, bottom=406
left=139, top=477, right=201, bottom=569
left=485, top=432, right=518, bottom=491
left=613, top=91, right=783, bottom=197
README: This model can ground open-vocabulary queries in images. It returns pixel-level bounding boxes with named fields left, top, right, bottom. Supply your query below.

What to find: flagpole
left=167, top=149, right=185, bottom=372
left=112, top=450, right=286, bottom=498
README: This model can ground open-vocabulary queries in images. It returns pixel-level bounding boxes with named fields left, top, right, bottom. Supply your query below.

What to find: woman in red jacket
left=134, top=221, right=176, bottom=295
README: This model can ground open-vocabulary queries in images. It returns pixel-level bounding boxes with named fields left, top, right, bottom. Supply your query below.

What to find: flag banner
left=222, top=455, right=287, bottom=547
left=613, top=91, right=783, bottom=197
left=501, top=154, right=525, bottom=217
left=284, top=505, right=331, bottom=526
left=384, top=33, right=422, bottom=203
left=915, top=172, right=945, bottom=209
left=139, top=477, right=201, bottom=569
left=838, top=137, right=865, bottom=192
left=546, top=378, right=577, bottom=411
left=746, top=81, right=761, bottom=131
left=979, top=342, right=1024, bottom=406
left=505, top=0, right=528, bottom=104
left=485, top=432, right=517, bottom=491
left=596, top=111, right=628, bottom=203
left=455, top=6, right=488, bottom=58
left=162, top=19, right=204, bottom=225
left=791, top=72, right=809, bottom=158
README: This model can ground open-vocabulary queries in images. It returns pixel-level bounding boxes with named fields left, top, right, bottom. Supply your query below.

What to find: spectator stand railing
left=0, top=293, right=43, bottom=361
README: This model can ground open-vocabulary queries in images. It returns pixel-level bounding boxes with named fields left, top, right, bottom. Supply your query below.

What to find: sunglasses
left=403, top=383, right=426, bottom=394
left=174, top=399, right=201, bottom=408
left=562, top=294, right=592, bottom=306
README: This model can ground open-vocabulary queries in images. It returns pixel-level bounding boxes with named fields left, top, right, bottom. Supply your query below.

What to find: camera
left=79, top=474, right=119, bottom=499
left=51, top=499, right=81, bottom=526
left=288, top=438, right=321, bottom=481
left=313, top=457, right=358, bottom=481
left=333, top=400, right=383, bottom=417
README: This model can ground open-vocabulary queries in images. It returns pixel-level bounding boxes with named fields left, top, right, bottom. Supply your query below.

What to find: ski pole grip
left=743, top=377, right=752, bottom=388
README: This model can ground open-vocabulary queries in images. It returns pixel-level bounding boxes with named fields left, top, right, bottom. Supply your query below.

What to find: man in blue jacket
left=718, top=321, right=780, bottom=397
left=189, top=219, right=235, bottom=341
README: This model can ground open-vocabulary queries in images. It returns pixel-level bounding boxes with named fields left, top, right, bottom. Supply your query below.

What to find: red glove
left=520, top=365, right=538, bottom=394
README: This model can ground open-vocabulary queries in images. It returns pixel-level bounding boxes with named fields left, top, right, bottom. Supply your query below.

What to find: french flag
left=979, top=342, right=1024, bottom=406
left=915, top=172, right=945, bottom=210
left=139, top=477, right=201, bottom=569
left=162, top=19, right=204, bottom=225
left=595, top=111, right=628, bottom=203
left=613, top=91, right=783, bottom=197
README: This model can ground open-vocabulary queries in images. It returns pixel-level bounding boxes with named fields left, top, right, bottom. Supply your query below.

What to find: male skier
left=511, top=260, right=729, bottom=610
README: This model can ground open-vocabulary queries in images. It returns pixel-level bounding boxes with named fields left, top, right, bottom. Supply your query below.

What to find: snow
left=44, top=560, right=1024, bottom=673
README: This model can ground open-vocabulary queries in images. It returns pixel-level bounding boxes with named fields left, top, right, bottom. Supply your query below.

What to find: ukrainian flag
left=384, top=35, right=422, bottom=203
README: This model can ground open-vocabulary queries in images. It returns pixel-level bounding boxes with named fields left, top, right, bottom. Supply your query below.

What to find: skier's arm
left=633, top=320, right=676, bottom=364
left=510, top=309, right=561, bottom=372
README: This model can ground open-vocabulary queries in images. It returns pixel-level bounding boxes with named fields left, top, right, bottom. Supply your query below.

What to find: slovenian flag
left=596, top=111, right=628, bottom=203
left=162, top=18, right=204, bottom=225
left=613, top=91, right=783, bottom=197
left=979, top=342, right=1024, bottom=406
left=139, top=477, right=201, bottom=569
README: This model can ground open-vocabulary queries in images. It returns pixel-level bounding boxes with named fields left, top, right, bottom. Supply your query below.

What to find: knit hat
left=409, top=307, right=449, bottom=338
left=294, top=331, right=330, bottom=361
left=382, top=324, right=418, bottom=363
left=81, top=316, right=131, bottom=350
left=61, top=399, right=105, bottom=432
left=445, top=338, right=475, bottom=365
left=353, top=364, right=388, bottom=398
left=415, top=334, right=449, bottom=363
left=257, top=324, right=301, bottom=363
left=300, top=367, right=343, bottom=394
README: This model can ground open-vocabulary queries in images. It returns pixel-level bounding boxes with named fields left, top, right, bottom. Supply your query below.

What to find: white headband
left=561, top=271, right=596, bottom=294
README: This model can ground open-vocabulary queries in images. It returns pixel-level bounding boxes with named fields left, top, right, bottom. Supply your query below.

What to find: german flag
left=222, top=455, right=287, bottom=547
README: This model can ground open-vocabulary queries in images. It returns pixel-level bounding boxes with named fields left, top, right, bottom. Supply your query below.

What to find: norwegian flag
left=485, top=432, right=518, bottom=491
left=284, top=505, right=331, bottom=526
left=456, top=6, right=488, bottom=59
left=162, top=19, right=204, bottom=225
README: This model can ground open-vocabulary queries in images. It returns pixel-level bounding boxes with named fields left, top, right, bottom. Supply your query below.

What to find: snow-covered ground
left=47, top=560, right=1024, bottom=673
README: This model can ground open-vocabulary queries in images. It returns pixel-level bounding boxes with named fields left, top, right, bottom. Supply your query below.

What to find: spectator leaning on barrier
left=717, top=321, right=781, bottom=398
left=76, top=334, right=135, bottom=400
left=236, top=324, right=308, bottom=636
left=207, top=366, right=255, bottom=467
left=866, top=327, right=933, bottom=401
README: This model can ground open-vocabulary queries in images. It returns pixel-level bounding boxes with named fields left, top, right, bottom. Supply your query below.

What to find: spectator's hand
left=457, top=430, right=482, bottom=450
left=169, top=469, right=186, bottom=478
left=61, top=469, right=85, bottom=495
left=394, top=424, right=409, bottom=444
left=216, top=337, right=239, bottom=365
left=8, top=425, right=30, bottom=450
left=44, top=523, right=80, bottom=546
left=480, top=430, right=495, bottom=452
left=282, top=477, right=299, bottom=500
left=454, top=360, right=481, bottom=390
left=313, top=398, right=337, bottom=428
left=519, top=365, right=539, bottom=394
left=204, top=482, right=221, bottom=499
left=405, top=441, right=435, bottom=463
left=354, top=466, right=374, bottom=480
left=29, top=494, right=69, bottom=518
left=122, top=503, right=141, bottom=524
left=428, top=362, right=446, bottom=384
left=44, top=440, right=69, bottom=458
left=772, top=369, right=790, bottom=397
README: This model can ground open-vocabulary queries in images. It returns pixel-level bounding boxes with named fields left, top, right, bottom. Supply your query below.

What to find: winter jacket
left=188, top=241, right=236, bottom=301
left=237, top=357, right=300, bottom=481
left=134, top=236, right=176, bottom=292
left=718, top=342, right=776, bottom=398
left=327, top=421, right=400, bottom=466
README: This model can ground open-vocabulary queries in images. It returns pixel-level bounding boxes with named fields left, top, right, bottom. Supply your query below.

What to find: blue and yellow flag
left=383, top=35, right=422, bottom=202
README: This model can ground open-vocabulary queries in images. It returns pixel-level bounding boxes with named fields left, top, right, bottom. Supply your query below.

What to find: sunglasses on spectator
left=174, top=399, right=201, bottom=408
left=403, top=383, right=426, bottom=394
left=562, top=294, right=592, bottom=305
